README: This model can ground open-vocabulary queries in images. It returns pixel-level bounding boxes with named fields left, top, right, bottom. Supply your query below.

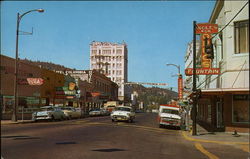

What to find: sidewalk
left=183, top=121, right=249, bottom=144
left=1, top=120, right=34, bottom=125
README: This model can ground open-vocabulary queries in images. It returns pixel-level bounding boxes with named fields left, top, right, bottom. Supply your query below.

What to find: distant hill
left=129, top=84, right=178, bottom=108
left=21, top=58, right=73, bottom=71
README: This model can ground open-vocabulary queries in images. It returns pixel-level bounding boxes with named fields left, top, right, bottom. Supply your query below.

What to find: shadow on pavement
left=56, top=141, right=77, bottom=145
left=92, top=148, right=126, bottom=152
left=1, top=135, right=40, bottom=140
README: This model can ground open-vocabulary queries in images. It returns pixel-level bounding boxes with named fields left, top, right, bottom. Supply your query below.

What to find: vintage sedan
left=89, top=108, right=102, bottom=116
left=32, top=106, right=66, bottom=121
left=61, top=107, right=81, bottom=119
left=111, top=106, right=135, bottom=122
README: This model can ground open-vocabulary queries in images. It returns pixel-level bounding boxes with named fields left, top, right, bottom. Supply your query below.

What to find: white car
left=60, top=107, right=81, bottom=119
left=89, top=108, right=102, bottom=116
left=32, top=106, right=66, bottom=121
left=111, top=106, right=135, bottom=122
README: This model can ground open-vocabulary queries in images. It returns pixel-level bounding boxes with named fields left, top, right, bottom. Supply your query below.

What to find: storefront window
left=2, top=96, right=14, bottom=113
left=233, top=95, right=249, bottom=123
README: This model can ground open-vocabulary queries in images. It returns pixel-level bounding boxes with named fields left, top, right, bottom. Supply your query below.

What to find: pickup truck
left=157, top=104, right=181, bottom=128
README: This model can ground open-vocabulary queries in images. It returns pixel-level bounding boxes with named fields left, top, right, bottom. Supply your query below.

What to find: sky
left=1, top=1, right=216, bottom=91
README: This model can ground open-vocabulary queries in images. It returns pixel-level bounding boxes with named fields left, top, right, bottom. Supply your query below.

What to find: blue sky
left=1, top=1, right=216, bottom=91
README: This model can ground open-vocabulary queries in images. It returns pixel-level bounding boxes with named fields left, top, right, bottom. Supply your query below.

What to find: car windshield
left=61, top=107, right=72, bottom=110
left=90, top=109, right=100, bottom=111
left=115, top=107, right=131, bottom=112
left=41, top=107, right=54, bottom=111
left=162, top=109, right=179, bottom=115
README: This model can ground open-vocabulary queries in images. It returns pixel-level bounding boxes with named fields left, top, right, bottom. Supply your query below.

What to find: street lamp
left=166, top=63, right=181, bottom=76
left=166, top=63, right=183, bottom=98
left=12, top=9, right=44, bottom=122
left=166, top=63, right=188, bottom=130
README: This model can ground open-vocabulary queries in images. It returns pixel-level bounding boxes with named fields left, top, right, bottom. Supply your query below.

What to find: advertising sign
left=196, top=23, right=218, bottom=68
left=55, top=86, right=76, bottom=99
left=178, top=77, right=183, bottom=99
left=201, top=34, right=212, bottom=68
left=91, top=92, right=100, bottom=97
left=27, top=78, right=44, bottom=85
left=185, top=68, right=220, bottom=76
left=196, top=23, right=218, bottom=34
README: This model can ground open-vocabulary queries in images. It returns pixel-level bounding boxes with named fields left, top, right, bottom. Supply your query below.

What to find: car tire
left=60, top=116, right=64, bottom=121
left=51, top=115, right=55, bottom=122
left=159, top=124, right=163, bottom=128
left=112, top=119, right=115, bottom=122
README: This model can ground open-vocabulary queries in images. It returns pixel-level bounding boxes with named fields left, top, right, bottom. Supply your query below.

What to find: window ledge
left=233, top=53, right=249, bottom=57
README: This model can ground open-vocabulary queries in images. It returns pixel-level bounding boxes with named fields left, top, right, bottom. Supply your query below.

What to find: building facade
left=90, top=41, right=128, bottom=101
left=1, top=55, right=118, bottom=119
left=185, top=0, right=249, bottom=133
left=56, top=70, right=118, bottom=112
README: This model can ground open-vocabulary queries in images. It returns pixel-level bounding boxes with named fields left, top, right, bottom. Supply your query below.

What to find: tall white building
left=90, top=41, right=128, bottom=101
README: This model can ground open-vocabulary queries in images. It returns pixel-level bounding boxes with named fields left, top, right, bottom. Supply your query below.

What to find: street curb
left=181, top=131, right=249, bottom=145
left=1, top=121, right=34, bottom=125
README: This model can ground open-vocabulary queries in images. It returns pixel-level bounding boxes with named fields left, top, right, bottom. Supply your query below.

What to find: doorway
left=216, top=101, right=224, bottom=128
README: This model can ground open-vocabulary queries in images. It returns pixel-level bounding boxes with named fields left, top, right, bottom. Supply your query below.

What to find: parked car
left=60, top=107, right=81, bottom=119
left=111, top=106, right=135, bottom=122
left=106, top=105, right=116, bottom=113
left=100, top=108, right=110, bottom=116
left=89, top=108, right=102, bottom=116
left=32, top=106, right=65, bottom=121
left=158, top=104, right=181, bottom=128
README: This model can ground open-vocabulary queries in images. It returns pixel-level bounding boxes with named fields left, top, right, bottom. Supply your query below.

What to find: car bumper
left=33, top=116, right=52, bottom=120
left=159, top=120, right=181, bottom=127
left=111, top=115, right=132, bottom=121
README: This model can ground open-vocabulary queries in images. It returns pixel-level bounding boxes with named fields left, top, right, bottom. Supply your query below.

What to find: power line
left=212, top=1, right=249, bottom=39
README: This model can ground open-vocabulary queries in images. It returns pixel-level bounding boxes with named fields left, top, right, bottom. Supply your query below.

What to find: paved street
left=1, top=113, right=249, bottom=159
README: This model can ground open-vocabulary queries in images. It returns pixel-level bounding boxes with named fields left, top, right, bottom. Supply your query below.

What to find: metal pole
left=192, top=21, right=197, bottom=135
left=21, top=106, right=24, bottom=122
left=12, top=13, right=20, bottom=122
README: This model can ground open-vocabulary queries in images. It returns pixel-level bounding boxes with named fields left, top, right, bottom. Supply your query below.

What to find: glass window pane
left=233, top=95, right=249, bottom=123
left=234, top=20, right=249, bottom=54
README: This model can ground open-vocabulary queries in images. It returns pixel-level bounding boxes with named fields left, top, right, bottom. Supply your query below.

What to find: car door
left=55, top=107, right=62, bottom=119
left=71, top=108, right=76, bottom=118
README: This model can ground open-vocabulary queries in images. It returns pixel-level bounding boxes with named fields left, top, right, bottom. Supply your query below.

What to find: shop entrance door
left=216, top=101, right=224, bottom=128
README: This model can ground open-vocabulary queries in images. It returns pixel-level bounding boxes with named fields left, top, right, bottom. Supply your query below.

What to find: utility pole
left=192, top=21, right=197, bottom=135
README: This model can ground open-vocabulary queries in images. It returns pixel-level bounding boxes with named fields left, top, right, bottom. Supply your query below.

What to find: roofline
left=160, top=104, right=180, bottom=108
left=201, top=88, right=249, bottom=93
left=209, top=0, right=224, bottom=23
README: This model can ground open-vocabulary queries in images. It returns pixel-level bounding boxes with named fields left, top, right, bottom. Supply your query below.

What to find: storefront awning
left=201, top=88, right=249, bottom=94
left=187, top=88, right=249, bottom=97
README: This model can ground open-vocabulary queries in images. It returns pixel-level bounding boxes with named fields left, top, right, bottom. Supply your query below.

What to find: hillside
left=129, top=84, right=178, bottom=108
left=21, top=58, right=73, bottom=71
